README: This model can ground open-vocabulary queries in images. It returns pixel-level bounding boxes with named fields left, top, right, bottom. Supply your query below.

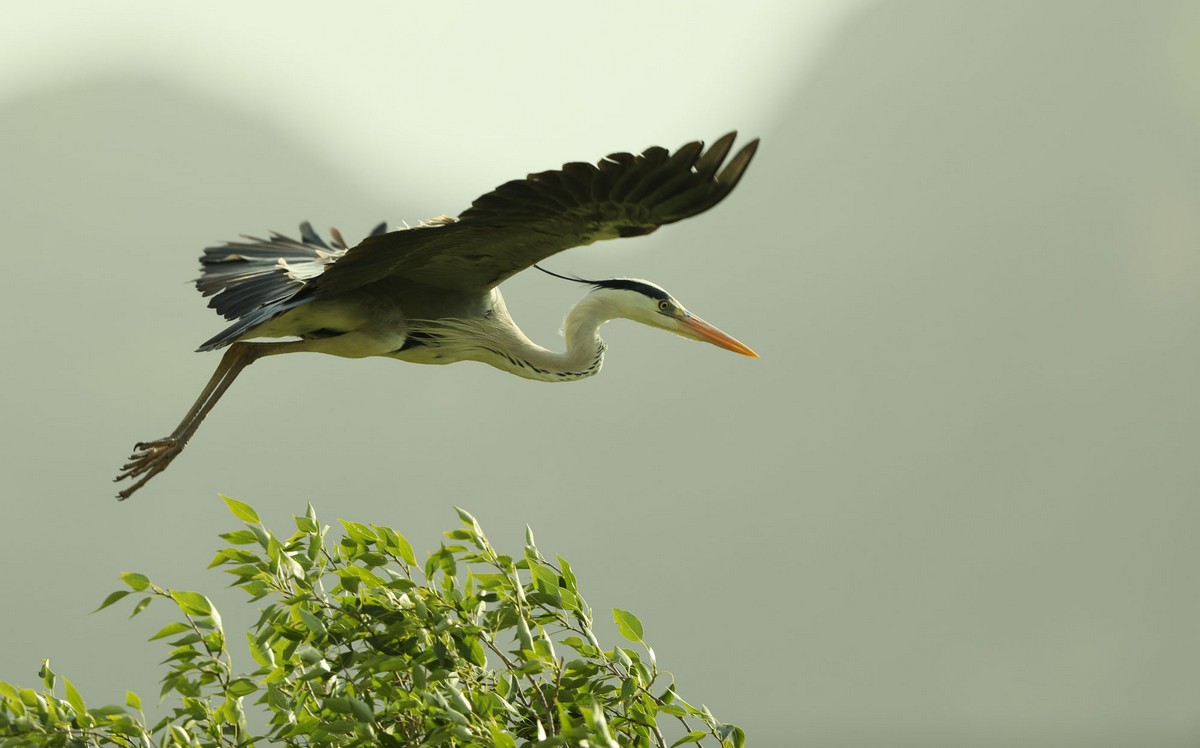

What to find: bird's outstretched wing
left=307, top=132, right=758, bottom=296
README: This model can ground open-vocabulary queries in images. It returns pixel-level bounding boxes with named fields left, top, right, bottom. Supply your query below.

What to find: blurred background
left=3, top=1, right=1200, bottom=745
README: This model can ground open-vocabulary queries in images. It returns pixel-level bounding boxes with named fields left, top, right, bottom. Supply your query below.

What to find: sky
left=1, top=1, right=851, bottom=199
left=3, top=2, right=1200, bottom=746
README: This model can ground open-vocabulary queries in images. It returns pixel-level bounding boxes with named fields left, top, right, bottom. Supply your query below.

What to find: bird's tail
left=193, top=221, right=387, bottom=351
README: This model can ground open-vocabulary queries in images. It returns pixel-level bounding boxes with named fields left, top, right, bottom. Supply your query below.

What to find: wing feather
left=692, top=131, right=737, bottom=180
left=299, top=132, right=757, bottom=296
left=196, top=223, right=352, bottom=323
left=306, top=133, right=758, bottom=295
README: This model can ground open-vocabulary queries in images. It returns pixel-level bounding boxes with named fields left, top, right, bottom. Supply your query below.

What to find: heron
left=115, top=132, right=759, bottom=499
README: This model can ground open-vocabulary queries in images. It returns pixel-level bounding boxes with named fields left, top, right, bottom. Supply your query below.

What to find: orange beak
left=678, top=314, right=759, bottom=357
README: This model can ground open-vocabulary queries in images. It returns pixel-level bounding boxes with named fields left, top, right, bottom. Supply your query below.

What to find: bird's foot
left=114, top=437, right=182, bottom=500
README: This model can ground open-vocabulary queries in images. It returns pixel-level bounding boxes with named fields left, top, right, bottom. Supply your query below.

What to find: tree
left=0, top=498, right=745, bottom=747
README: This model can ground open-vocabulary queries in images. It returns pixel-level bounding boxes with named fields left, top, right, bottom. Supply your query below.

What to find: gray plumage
left=195, top=132, right=755, bottom=350
left=115, top=132, right=760, bottom=499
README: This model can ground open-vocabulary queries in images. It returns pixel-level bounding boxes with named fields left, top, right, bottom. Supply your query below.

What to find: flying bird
left=115, top=132, right=759, bottom=499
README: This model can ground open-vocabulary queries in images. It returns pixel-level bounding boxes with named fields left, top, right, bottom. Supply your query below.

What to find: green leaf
left=62, top=677, right=85, bottom=716
left=170, top=590, right=213, bottom=617
left=326, top=696, right=351, bottom=714
left=613, top=608, right=644, bottom=643
left=148, top=621, right=191, bottom=641
left=561, top=637, right=598, bottom=657
left=557, top=556, right=578, bottom=592
left=221, top=494, right=260, bottom=524
left=454, top=506, right=480, bottom=529
left=559, top=588, right=579, bottom=611
left=671, top=731, right=708, bottom=747
left=337, top=566, right=385, bottom=589
left=529, top=563, right=560, bottom=595
left=129, top=596, right=152, bottom=618
left=340, top=520, right=378, bottom=545
left=227, top=678, right=258, bottom=697
left=719, top=724, right=746, bottom=748
left=371, top=656, right=409, bottom=673
left=273, top=545, right=305, bottom=580
left=446, top=683, right=473, bottom=715
left=515, top=615, right=534, bottom=651
left=94, top=589, right=132, bottom=612
left=295, top=515, right=317, bottom=533
left=209, top=602, right=224, bottom=636
left=348, top=697, right=373, bottom=722
left=392, top=531, right=417, bottom=565
left=458, top=636, right=487, bottom=668
left=91, top=706, right=127, bottom=720
left=613, top=647, right=632, bottom=667
left=296, top=607, right=327, bottom=637
left=105, top=720, right=143, bottom=738
left=167, top=632, right=201, bottom=646
left=489, top=724, right=518, bottom=748
left=619, top=676, right=637, bottom=700
left=124, top=690, right=141, bottom=711
left=246, top=633, right=275, bottom=668
left=220, top=529, right=260, bottom=545
left=250, top=524, right=271, bottom=547
left=120, top=572, right=150, bottom=591
left=0, top=681, right=20, bottom=703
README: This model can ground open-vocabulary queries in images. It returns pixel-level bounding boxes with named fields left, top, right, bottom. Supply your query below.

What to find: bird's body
left=247, top=281, right=608, bottom=381
left=116, top=133, right=759, bottom=498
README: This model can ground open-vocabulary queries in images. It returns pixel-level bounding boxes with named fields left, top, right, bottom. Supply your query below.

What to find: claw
left=114, top=437, right=182, bottom=500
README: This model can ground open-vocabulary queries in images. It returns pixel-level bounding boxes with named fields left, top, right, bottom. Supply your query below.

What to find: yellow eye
left=658, top=300, right=671, bottom=311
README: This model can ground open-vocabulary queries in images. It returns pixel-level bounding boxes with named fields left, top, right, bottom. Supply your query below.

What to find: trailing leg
left=114, top=341, right=301, bottom=499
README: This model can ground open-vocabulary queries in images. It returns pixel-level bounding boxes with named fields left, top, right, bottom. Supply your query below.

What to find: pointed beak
left=677, top=313, right=759, bottom=357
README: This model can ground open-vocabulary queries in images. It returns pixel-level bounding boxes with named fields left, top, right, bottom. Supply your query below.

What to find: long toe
left=114, top=438, right=181, bottom=499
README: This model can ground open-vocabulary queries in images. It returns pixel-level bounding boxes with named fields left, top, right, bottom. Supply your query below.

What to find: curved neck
left=486, top=292, right=614, bottom=382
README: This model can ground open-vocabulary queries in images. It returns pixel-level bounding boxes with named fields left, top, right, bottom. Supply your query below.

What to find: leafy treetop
left=0, top=497, right=744, bottom=748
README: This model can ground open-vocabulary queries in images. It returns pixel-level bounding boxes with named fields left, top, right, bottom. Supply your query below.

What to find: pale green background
left=3, top=2, right=1200, bottom=745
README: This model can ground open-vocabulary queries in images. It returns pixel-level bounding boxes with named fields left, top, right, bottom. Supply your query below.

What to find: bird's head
left=537, top=267, right=757, bottom=357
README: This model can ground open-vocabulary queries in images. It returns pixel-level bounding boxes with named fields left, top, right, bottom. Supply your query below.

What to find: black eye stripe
left=535, top=265, right=671, bottom=302
left=588, top=277, right=670, bottom=301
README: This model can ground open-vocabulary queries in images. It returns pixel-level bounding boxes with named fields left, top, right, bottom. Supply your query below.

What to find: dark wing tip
left=458, top=131, right=759, bottom=229
left=715, top=137, right=759, bottom=192
left=641, top=133, right=758, bottom=223
left=693, top=131, right=738, bottom=178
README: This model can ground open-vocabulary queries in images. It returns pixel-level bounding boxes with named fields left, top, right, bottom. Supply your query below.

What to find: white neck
left=401, top=291, right=635, bottom=381
left=486, top=292, right=612, bottom=382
